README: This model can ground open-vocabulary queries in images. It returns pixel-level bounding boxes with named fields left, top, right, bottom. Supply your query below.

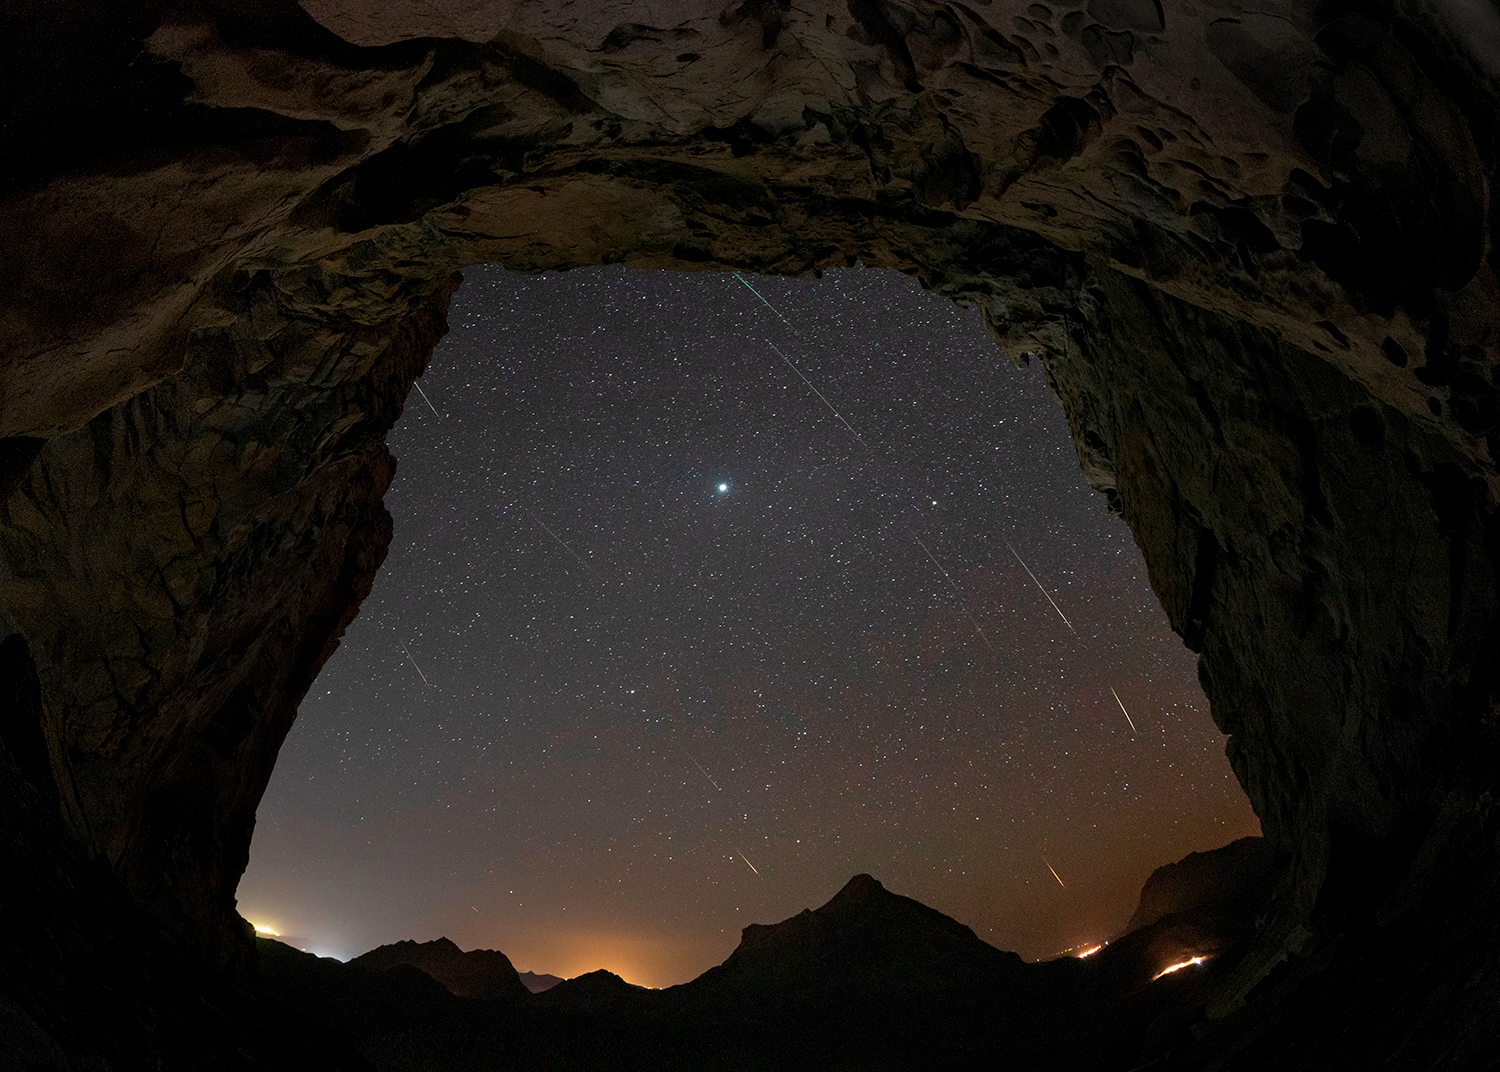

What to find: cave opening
left=0, top=1, right=1496, bottom=1062
left=236, top=263, right=1259, bottom=987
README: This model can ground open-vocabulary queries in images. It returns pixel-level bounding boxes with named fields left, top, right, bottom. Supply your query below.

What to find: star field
left=238, top=264, right=1260, bottom=987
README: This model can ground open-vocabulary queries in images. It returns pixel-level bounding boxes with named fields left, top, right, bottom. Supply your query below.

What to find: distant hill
left=518, top=970, right=563, bottom=993
left=349, top=936, right=529, bottom=1001
left=535, top=968, right=654, bottom=1014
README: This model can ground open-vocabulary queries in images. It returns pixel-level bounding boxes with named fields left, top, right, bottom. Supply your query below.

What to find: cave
left=1, top=1, right=1497, bottom=1069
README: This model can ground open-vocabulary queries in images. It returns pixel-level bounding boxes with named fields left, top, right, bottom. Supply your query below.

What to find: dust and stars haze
left=237, top=264, right=1260, bottom=988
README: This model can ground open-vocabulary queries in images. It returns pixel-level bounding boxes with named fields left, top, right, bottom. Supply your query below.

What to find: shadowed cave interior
left=1, top=1, right=1498, bottom=1068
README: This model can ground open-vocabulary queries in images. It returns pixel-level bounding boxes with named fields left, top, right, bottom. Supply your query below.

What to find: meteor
left=1111, top=687, right=1138, bottom=735
left=766, top=341, right=871, bottom=450
left=399, top=643, right=432, bottom=688
left=1003, top=539, right=1076, bottom=634
left=914, top=535, right=996, bottom=653
left=733, top=273, right=871, bottom=450
left=1043, top=857, right=1066, bottom=888
left=737, top=850, right=761, bottom=876
left=512, top=504, right=594, bottom=573
left=685, top=749, right=722, bottom=791
left=733, top=272, right=798, bottom=334
left=411, top=378, right=442, bottom=419
left=532, top=516, right=590, bottom=569
left=734, top=270, right=1038, bottom=669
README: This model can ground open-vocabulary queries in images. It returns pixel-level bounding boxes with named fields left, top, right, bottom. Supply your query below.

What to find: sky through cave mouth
left=238, top=263, right=1260, bottom=988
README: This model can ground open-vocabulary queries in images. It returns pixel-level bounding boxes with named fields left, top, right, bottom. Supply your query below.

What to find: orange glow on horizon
left=1077, top=943, right=1104, bottom=958
left=480, top=926, right=717, bottom=990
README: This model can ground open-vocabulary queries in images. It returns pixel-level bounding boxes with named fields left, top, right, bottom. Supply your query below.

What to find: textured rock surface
left=1, top=247, right=458, bottom=968
left=1046, top=269, right=1500, bottom=936
left=1, top=0, right=1498, bottom=1064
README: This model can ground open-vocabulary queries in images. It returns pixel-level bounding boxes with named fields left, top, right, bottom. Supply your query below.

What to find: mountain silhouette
left=351, top=936, right=530, bottom=1001
left=518, top=970, right=564, bottom=993
left=259, top=841, right=1275, bottom=1070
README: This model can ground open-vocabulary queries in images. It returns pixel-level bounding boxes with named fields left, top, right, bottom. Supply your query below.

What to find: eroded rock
left=1, top=246, right=459, bottom=967
left=1, top=0, right=1497, bottom=1064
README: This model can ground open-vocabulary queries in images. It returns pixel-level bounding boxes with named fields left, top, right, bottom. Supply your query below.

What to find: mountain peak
left=349, top=937, right=528, bottom=1001
left=350, top=936, right=461, bottom=968
left=702, top=873, right=1024, bottom=1000
left=518, top=970, right=563, bottom=994
left=832, top=873, right=884, bottom=898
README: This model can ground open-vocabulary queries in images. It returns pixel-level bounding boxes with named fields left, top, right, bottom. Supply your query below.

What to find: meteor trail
left=411, top=379, right=442, bottom=419
left=514, top=505, right=593, bottom=573
left=399, top=643, right=432, bottom=688
left=732, top=274, right=871, bottom=449
left=737, top=850, right=761, bottom=876
left=733, top=272, right=798, bottom=334
left=532, top=516, right=589, bottom=569
left=736, top=270, right=1065, bottom=666
left=1043, top=857, right=1066, bottom=888
left=1111, top=687, right=1138, bottom=735
left=766, top=341, right=871, bottom=450
left=685, top=750, right=722, bottom=791
left=914, top=535, right=996, bottom=653
left=1004, top=539, right=1076, bottom=634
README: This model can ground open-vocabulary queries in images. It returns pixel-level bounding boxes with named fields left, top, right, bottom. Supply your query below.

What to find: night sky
left=237, top=264, right=1259, bottom=988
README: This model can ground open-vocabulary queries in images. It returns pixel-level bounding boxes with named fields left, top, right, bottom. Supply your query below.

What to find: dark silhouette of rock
left=675, top=873, right=1027, bottom=1013
left=535, top=968, right=655, bottom=1016
left=1126, top=836, right=1278, bottom=933
left=0, top=257, right=458, bottom=972
left=258, top=937, right=495, bottom=1070
left=0, top=733, right=371, bottom=1070
left=257, top=861, right=1280, bottom=1070
left=1, top=2, right=1497, bottom=1065
left=351, top=936, right=530, bottom=1001
left=518, top=970, right=563, bottom=994
left=654, top=873, right=1041, bottom=1067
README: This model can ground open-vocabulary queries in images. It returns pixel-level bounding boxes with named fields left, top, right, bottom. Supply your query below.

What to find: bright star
left=718, top=483, right=729, bottom=493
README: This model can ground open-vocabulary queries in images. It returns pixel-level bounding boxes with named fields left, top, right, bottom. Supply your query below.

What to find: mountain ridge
left=349, top=936, right=530, bottom=1002
left=262, top=838, right=1276, bottom=1069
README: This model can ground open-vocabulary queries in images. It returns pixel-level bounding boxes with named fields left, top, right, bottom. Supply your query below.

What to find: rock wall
left=1, top=0, right=1497, bottom=1061
left=1, top=246, right=458, bottom=967
left=1044, top=266, right=1500, bottom=959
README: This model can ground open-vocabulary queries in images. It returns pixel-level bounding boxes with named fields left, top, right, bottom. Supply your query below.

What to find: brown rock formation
left=1, top=249, right=458, bottom=969
left=1, top=0, right=1497, bottom=1064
